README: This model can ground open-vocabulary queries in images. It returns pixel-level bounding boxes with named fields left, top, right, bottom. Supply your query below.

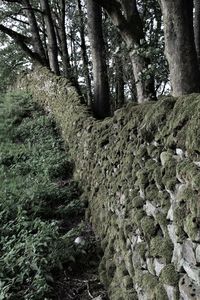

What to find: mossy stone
left=150, top=236, right=173, bottom=263
left=141, top=216, right=156, bottom=239
left=160, top=264, right=179, bottom=286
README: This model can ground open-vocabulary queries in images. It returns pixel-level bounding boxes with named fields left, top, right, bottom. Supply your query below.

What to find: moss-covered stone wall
left=18, top=67, right=200, bottom=300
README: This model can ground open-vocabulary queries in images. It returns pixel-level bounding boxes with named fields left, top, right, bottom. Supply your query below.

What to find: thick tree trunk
left=87, top=0, right=111, bottom=118
left=40, top=0, right=60, bottom=75
left=160, top=0, right=200, bottom=96
left=77, top=0, right=92, bottom=105
left=194, top=0, right=200, bottom=65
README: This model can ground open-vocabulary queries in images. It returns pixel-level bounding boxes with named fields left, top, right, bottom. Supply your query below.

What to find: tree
left=0, top=40, right=28, bottom=92
left=40, top=0, right=60, bottom=75
left=77, top=0, right=92, bottom=105
left=159, top=0, right=200, bottom=96
left=194, top=0, right=200, bottom=65
left=22, top=0, right=47, bottom=66
left=94, top=0, right=156, bottom=103
left=87, top=0, right=111, bottom=118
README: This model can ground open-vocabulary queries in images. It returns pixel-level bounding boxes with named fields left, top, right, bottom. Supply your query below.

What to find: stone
left=172, top=243, right=183, bottom=272
left=176, top=148, right=184, bottom=159
left=163, top=284, right=178, bottom=300
left=93, top=296, right=103, bottom=300
left=74, top=236, right=85, bottom=245
left=182, top=239, right=196, bottom=265
left=154, top=258, right=166, bottom=276
left=182, top=260, right=200, bottom=285
left=168, top=224, right=177, bottom=244
left=193, top=161, right=200, bottom=167
left=196, top=245, right=200, bottom=263
left=143, top=201, right=158, bottom=217
left=160, top=151, right=172, bottom=167
left=167, top=206, right=174, bottom=221
left=146, top=257, right=155, bottom=275
left=179, top=274, right=200, bottom=300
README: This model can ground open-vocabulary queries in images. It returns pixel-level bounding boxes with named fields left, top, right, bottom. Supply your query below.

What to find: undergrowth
left=0, top=92, right=91, bottom=299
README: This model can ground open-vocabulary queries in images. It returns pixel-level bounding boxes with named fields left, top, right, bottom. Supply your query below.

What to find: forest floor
left=0, top=92, right=108, bottom=300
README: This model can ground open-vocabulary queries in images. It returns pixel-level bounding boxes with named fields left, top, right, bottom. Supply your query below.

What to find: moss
left=135, top=144, right=149, bottom=159
left=161, top=94, right=200, bottom=149
left=176, top=160, right=200, bottom=189
left=132, top=196, right=145, bottom=208
left=155, top=212, right=168, bottom=226
left=142, top=273, right=158, bottom=290
left=132, top=208, right=145, bottom=227
left=145, top=185, right=160, bottom=202
left=153, top=166, right=165, bottom=190
left=19, top=67, right=200, bottom=299
left=141, top=216, right=156, bottom=239
left=122, top=275, right=133, bottom=289
left=160, top=151, right=174, bottom=167
left=161, top=154, right=177, bottom=191
left=184, top=213, right=200, bottom=241
left=155, top=283, right=168, bottom=300
left=139, top=97, right=175, bottom=142
left=135, top=242, right=147, bottom=259
left=99, top=270, right=110, bottom=288
left=160, top=264, right=179, bottom=286
left=173, top=205, right=186, bottom=225
left=150, top=236, right=173, bottom=263
left=106, top=260, right=116, bottom=278
left=135, top=169, right=149, bottom=189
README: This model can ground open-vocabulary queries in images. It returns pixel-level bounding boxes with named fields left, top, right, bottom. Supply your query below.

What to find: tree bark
left=0, top=24, right=45, bottom=65
left=160, top=0, right=200, bottom=96
left=115, top=52, right=124, bottom=108
left=40, top=0, right=60, bottom=75
left=57, top=0, right=72, bottom=78
left=22, top=0, right=48, bottom=66
left=194, top=0, right=200, bottom=65
left=87, top=0, right=111, bottom=118
left=94, top=0, right=156, bottom=103
left=77, top=0, right=92, bottom=105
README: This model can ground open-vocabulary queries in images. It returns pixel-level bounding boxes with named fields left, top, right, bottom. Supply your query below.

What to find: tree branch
left=0, top=24, right=45, bottom=64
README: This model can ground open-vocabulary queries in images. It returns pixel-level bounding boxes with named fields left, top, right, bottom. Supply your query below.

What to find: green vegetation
left=0, top=92, right=88, bottom=299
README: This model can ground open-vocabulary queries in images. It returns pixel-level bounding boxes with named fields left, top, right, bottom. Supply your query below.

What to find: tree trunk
left=22, top=0, right=48, bottom=66
left=40, top=0, right=60, bottom=75
left=194, top=0, right=200, bottom=65
left=94, top=0, right=156, bottom=103
left=129, top=51, right=155, bottom=103
left=87, top=0, right=111, bottom=118
left=160, top=0, right=200, bottom=96
left=58, top=0, right=72, bottom=78
left=115, top=53, right=124, bottom=108
left=0, top=24, right=46, bottom=65
left=77, top=0, right=92, bottom=105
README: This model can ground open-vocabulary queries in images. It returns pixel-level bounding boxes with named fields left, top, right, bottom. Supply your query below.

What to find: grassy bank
left=0, top=92, right=106, bottom=300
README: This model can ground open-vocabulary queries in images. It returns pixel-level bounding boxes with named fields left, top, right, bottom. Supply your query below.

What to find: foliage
left=0, top=0, right=170, bottom=105
left=0, top=40, right=29, bottom=92
left=0, top=92, right=87, bottom=299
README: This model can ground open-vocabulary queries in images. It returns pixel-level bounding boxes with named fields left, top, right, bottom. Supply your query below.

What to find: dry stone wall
left=18, top=67, right=200, bottom=300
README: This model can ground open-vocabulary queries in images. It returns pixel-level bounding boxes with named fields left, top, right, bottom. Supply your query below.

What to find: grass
left=0, top=92, right=89, bottom=300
